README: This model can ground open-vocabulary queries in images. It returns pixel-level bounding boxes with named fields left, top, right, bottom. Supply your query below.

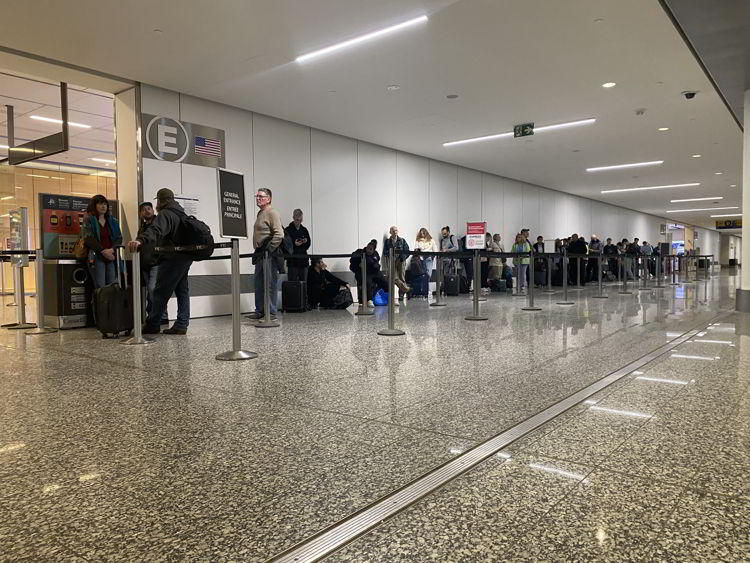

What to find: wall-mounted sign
left=716, top=219, right=742, bottom=229
left=9, top=208, right=29, bottom=267
left=142, top=114, right=226, bottom=168
left=465, top=222, right=486, bottom=249
left=217, top=169, right=248, bottom=239
left=514, top=123, right=534, bottom=137
left=39, top=193, right=118, bottom=259
left=174, top=193, right=200, bottom=218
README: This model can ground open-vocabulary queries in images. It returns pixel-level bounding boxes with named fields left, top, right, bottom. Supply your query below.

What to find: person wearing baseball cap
left=129, top=187, right=194, bottom=335
left=137, top=201, right=168, bottom=326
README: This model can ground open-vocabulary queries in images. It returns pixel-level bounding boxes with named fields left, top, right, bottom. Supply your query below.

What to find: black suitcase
left=444, top=274, right=459, bottom=296
left=93, top=247, right=133, bottom=338
left=282, top=280, right=307, bottom=312
left=459, top=275, right=470, bottom=294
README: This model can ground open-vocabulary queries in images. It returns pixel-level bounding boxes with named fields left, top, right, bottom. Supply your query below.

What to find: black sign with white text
left=217, top=169, right=248, bottom=239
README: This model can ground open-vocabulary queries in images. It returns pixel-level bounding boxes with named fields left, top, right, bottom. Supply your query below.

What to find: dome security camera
left=682, top=91, right=698, bottom=99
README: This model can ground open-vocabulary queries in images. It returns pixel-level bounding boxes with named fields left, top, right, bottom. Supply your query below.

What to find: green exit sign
left=514, top=123, right=534, bottom=137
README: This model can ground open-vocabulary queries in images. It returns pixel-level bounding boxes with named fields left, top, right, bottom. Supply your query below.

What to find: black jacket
left=137, top=219, right=160, bottom=268
left=307, top=267, right=347, bottom=308
left=568, top=239, right=588, bottom=256
left=285, top=222, right=311, bottom=268
left=603, top=244, right=618, bottom=255
left=350, top=248, right=382, bottom=277
left=383, top=236, right=410, bottom=261
left=136, top=201, right=187, bottom=248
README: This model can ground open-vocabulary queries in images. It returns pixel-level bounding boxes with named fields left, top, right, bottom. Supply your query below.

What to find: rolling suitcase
left=459, top=275, right=470, bottom=294
left=282, top=280, right=307, bottom=312
left=444, top=274, right=459, bottom=296
left=93, top=247, right=133, bottom=338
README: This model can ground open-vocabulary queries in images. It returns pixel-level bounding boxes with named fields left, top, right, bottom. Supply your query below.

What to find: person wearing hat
left=137, top=201, right=169, bottom=326
left=128, top=187, right=194, bottom=334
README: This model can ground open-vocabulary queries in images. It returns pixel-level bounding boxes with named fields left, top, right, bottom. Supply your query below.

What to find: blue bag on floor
left=373, top=289, right=389, bottom=306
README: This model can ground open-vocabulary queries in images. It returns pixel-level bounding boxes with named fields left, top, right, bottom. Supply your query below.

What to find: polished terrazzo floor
left=1, top=271, right=747, bottom=562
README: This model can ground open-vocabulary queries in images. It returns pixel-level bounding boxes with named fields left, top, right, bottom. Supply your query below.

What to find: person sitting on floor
left=307, top=258, right=350, bottom=309
left=350, top=239, right=388, bottom=307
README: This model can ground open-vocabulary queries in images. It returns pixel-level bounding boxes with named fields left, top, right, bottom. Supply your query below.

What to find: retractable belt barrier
left=1, top=250, right=38, bottom=330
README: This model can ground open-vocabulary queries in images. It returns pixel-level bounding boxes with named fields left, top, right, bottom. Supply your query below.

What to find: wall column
left=738, top=89, right=750, bottom=312
left=114, top=85, right=141, bottom=246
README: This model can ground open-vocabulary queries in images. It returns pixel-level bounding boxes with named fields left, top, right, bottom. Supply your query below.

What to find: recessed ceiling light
left=600, top=182, right=699, bottom=194
left=714, top=172, right=723, bottom=175
left=296, top=15, right=428, bottom=63
left=670, top=196, right=723, bottom=203
left=691, top=154, right=701, bottom=158
left=0, top=196, right=13, bottom=201
left=666, top=206, right=739, bottom=213
left=91, top=158, right=116, bottom=164
left=710, top=213, right=742, bottom=218
left=0, top=144, right=7, bottom=149
left=444, top=118, right=595, bottom=147
left=446, top=94, right=459, bottom=99
left=587, top=160, right=663, bottom=172
left=30, top=115, right=91, bottom=128
left=658, top=127, right=669, bottom=131
left=602, top=82, right=616, bottom=88
left=730, top=184, right=737, bottom=187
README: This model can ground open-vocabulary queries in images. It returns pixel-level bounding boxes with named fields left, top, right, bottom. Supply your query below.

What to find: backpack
left=169, top=209, right=214, bottom=261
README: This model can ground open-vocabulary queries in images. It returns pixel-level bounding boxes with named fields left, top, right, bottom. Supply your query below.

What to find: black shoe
left=142, top=325, right=161, bottom=335
left=160, top=318, right=170, bottom=325
left=162, top=326, right=187, bottom=335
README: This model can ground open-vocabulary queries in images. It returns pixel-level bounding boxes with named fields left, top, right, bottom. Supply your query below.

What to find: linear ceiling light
left=600, top=182, right=699, bottom=194
left=711, top=213, right=742, bottom=217
left=669, top=196, right=722, bottom=203
left=587, top=160, right=663, bottom=172
left=666, top=206, right=738, bottom=213
left=443, top=118, right=595, bottom=147
left=30, top=115, right=91, bottom=129
left=296, top=15, right=428, bottom=63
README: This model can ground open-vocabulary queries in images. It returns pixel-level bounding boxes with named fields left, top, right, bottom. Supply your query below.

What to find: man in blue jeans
left=128, top=188, right=194, bottom=335
left=247, top=187, right=283, bottom=321
left=137, top=202, right=169, bottom=325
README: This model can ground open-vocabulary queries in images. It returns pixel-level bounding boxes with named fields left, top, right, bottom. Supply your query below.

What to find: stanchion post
left=217, top=239, right=258, bottom=360
left=619, top=256, right=632, bottom=295
left=617, top=255, right=622, bottom=284
left=6, top=264, right=18, bottom=306
left=593, top=254, right=607, bottom=299
left=476, top=250, right=486, bottom=302
left=378, top=247, right=405, bottom=335
left=544, top=255, right=554, bottom=293
left=256, top=250, right=280, bottom=328
left=556, top=250, right=574, bottom=305
left=575, top=257, right=583, bottom=289
left=523, top=250, right=541, bottom=311
left=4, top=255, right=36, bottom=329
left=26, top=248, right=56, bottom=335
left=355, top=246, right=374, bottom=316
left=0, top=257, right=11, bottom=296
left=466, top=249, right=489, bottom=320
left=639, top=256, right=649, bottom=291
left=430, top=254, right=446, bottom=307
left=670, top=255, right=679, bottom=285
left=654, top=255, right=665, bottom=288
left=121, top=248, right=153, bottom=345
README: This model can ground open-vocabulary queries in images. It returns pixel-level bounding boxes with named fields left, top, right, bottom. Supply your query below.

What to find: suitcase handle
left=115, top=246, right=128, bottom=290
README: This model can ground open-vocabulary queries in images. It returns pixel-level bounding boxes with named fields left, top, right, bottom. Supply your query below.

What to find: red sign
left=466, top=222, right=486, bottom=235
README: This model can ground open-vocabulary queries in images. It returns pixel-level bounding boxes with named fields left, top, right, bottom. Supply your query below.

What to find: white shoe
left=367, top=300, right=374, bottom=307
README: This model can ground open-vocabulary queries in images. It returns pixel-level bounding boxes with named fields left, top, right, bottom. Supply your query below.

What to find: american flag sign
left=194, top=136, right=222, bottom=157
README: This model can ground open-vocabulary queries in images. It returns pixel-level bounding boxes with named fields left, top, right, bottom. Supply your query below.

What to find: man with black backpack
left=129, top=187, right=210, bottom=335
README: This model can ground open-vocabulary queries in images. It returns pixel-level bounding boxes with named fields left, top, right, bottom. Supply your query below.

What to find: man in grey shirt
left=248, top=187, right=283, bottom=320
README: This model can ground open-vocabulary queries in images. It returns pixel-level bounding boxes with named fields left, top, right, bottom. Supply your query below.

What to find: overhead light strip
left=711, top=213, right=742, bottom=218
left=443, top=118, right=596, bottom=147
left=30, top=115, right=91, bottom=129
left=669, top=196, right=722, bottom=203
left=601, top=182, right=699, bottom=194
left=666, top=206, right=738, bottom=213
left=587, top=160, right=663, bottom=172
left=91, top=158, right=116, bottom=164
left=296, top=15, right=428, bottom=63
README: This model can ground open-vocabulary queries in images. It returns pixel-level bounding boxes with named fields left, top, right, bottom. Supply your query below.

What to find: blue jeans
left=145, top=265, right=169, bottom=322
left=145, top=256, right=193, bottom=330
left=254, top=258, right=280, bottom=315
left=89, top=256, right=116, bottom=288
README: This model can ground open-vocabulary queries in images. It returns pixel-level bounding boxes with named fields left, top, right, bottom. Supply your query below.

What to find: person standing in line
left=488, top=233, right=505, bottom=289
left=567, top=233, right=588, bottom=285
left=129, top=188, right=195, bottom=335
left=137, top=202, right=169, bottom=326
left=587, top=234, right=603, bottom=282
left=603, top=237, right=618, bottom=279
left=439, top=226, right=459, bottom=275
left=532, top=235, right=545, bottom=287
left=511, top=233, right=531, bottom=293
left=383, top=225, right=411, bottom=300
left=415, top=228, right=438, bottom=297
left=480, top=232, right=493, bottom=294
left=248, top=187, right=284, bottom=321
left=83, top=194, right=122, bottom=288
left=521, top=228, right=532, bottom=287
left=641, top=240, right=654, bottom=278
left=285, top=209, right=310, bottom=282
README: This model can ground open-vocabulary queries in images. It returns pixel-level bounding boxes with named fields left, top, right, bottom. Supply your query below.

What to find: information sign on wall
left=465, top=222, right=486, bottom=249
left=716, top=219, right=742, bottom=229
left=39, top=193, right=118, bottom=259
left=141, top=114, right=226, bottom=169
left=217, top=168, right=248, bottom=239
left=514, top=123, right=534, bottom=137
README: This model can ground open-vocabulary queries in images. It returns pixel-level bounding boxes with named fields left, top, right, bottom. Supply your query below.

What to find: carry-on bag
left=444, top=274, right=459, bottom=296
left=93, top=247, right=134, bottom=338
left=282, top=280, right=307, bottom=312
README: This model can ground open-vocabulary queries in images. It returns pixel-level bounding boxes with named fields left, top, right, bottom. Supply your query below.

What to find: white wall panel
left=358, top=142, right=396, bottom=246
left=428, top=160, right=458, bottom=238
left=521, top=183, right=540, bottom=237
left=142, top=158, right=181, bottom=197
left=140, top=84, right=179, bottom=118
left=457, top=167, right=482, bottom=235
left=311, top=129, right=357, bottom=273
left=396, top=152, right=429, bottom=243
left=591, top=201, right=611, bottom=242
left=502, top=180, right=523, bottom=245
left=577, top=198, right=592, bottom=239
left=538, top=188, right=557, bottom=241
left=481, top=174, right=503, bottom=238
left=252, top=113, right=311, bottom=230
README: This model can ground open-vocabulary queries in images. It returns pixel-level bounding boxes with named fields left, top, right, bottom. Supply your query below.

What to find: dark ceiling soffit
left=0, top=45, right=135, bottom=93
left=658, top=0, right=743, bottom=132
